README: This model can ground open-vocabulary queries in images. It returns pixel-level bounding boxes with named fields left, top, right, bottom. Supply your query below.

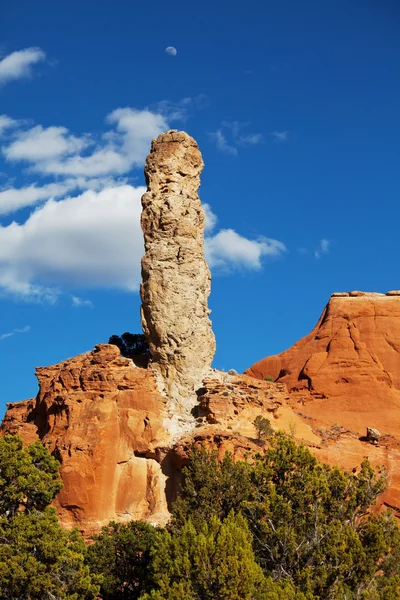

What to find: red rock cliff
left=246, top=291, right=400, bottom=436
left=246, top=291, right=400, bottom=513
left=2, top=344, right=171, bottom=534
left=1, top=344, right=312, bottom=534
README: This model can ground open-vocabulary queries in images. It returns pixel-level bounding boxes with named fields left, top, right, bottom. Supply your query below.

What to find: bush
left=86, top=520, right=158, bottom=599
left=140, top=512, right=266, bottom=600
left=170, top=446, right=252, bottom=529
left=108, top=332, right=149, bottom=358
left=0, top=435, right=99, bottom=599
left=253, top=415, right=273, bottom=441
left=168, top=432, right=400, bottom=599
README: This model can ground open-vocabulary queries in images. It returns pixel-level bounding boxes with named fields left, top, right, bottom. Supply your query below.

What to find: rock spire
left=140, top=130, right=216, bottom=404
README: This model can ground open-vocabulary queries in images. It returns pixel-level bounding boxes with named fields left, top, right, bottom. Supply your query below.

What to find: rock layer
left=1, top=345, right=171, bottom=535
left=1, top=346, right=311, bottom=533
left=245, top=291, right=400, bottom=512
left=246, top=292, right=400, bottom=436
left=140, top=130, right=216, bottom=408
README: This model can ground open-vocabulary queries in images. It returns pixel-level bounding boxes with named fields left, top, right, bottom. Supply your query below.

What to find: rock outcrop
left=246, top=292, right=400, bottom=437
left=2, top=130, right=317, bottom=534
left=246, top=291, right=400, bottom=513
left=1, top=345, right=312, bottom=533
left=140, top=131, right=216, bottom=416
left=2, top=345, right=171, bottom=535
left=3, top=127, right=400, bottom=536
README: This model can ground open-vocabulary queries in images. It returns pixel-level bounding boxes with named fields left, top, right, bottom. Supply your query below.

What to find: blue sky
left=1, top=0, right=399, bottom=415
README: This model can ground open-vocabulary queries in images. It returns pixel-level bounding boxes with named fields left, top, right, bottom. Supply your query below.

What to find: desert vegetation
left=2, top=432, right=400, bottom=599
left=108, top=332, right=149, bottom=358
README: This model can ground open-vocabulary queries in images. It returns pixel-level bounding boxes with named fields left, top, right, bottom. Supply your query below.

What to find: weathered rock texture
left=4, top=128, right=400, bottom=535
left=1, top=346, right=312, bottom=534
left=140, top=130, right=216, bottom=409
left=4, top=290, right=400, bottom=532
left=246, top=292, right=400, bottom=436
left=246, top=292, right=400, bottom=513
left=1, top=345, right=171, bottom=536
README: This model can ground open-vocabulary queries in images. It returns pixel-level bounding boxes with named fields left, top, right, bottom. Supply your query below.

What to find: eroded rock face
left=246, top=292, right=400, bottom=436
left=246, top=292, right=400, bottom=512
left=4, top=127, right=400, bottom=535
left=2, top=345, right=311, bottom=533
left=1, top=345, right=171, bottom=535
left=140, top=131, right=216, bottom=409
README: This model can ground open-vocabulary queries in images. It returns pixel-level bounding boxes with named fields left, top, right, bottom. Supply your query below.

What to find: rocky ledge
left=2, top=344, right=315, bottom=534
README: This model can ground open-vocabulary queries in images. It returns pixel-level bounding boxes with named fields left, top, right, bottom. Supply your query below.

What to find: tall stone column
left=140, top=131, right=216, bottom=405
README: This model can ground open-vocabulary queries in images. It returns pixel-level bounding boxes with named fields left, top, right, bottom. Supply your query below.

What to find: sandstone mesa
left=247, top=290, right=400, bottom=513
left=2, top=131, right=400, bottom=534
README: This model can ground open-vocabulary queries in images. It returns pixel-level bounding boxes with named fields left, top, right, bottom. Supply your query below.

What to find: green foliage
left=260, top=578, right=311, bottom=599
left=170, top=446, right=252, bottom=529
left=264, top=376, right=274, bottom=382
left=108, top=332, right=149, bottom=357
left=244, top=433, right=397, bottom=598
left=86, top=520, right=158, bottom=599
left=0, top=434, right=62, bottom=516
left=3, top=432, right=400, bottom=600
left=140, top=512, right=265, bottom=600
left=0, top=435, right=99, bottom=599
left=169, top=432, right=400, bottom=599
left=253, top=415, right=273, bottom=441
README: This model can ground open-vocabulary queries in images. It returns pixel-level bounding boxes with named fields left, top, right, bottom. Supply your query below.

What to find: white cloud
left=4, top=125, right=89, bottom=161
left=210, top=121, right=263, bottom=155
left=315, top=238, right=330, bottom=259
left=0, top=324, right=30, bottom=340
left=0, top=185, right=145, bottom=299
left=0, top=177, right=125, bottom=216
left=239, top=133, right=264, bottom=145
left=0, top=104, right=287, bottom=300
left=205, top=229, right=286, bottom=270
left=270, top=130, right=289, bottom=142
left=152, top=95, right=208, bottom=122
left=209, top=129, right=238, bottom=155
left=71, top=295, right=93, bottom=308
left=0, top=115, right=20, bottom=136
left=3, top=108, right=168, bottom=178
left=297, top=247, right=309, bottom=255
left=165, top=46, right=177, bottom=56
left=0, top=184, right=286, bottom=301
left=0, top=181, right=72, bottom=215
left=0, top=48, right=46, bottom=83
left=203, top=203, right=218, bottom=232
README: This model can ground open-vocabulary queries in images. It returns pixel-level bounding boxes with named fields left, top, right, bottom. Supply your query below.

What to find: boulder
left=366, top=427, right=381, bottom=442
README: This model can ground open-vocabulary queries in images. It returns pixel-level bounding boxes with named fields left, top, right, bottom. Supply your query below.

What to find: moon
left=165, top=46, right=177, bottom=56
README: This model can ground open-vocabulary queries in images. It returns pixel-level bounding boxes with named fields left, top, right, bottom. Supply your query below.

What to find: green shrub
left=86, top=520, right=157, bottom=599
left=0, top=435, right=99, bottom=599
left=253, top=415, right=274, bottom=441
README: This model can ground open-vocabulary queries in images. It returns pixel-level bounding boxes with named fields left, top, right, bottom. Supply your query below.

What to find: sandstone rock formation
left=2, top=345, right=171, bottom=535
left=140, top=131, right=216, bottom=417
left=2, top=130, right=317, bottom=534
left=246, top=292, right=400, bottom=437
left=3, top=128, right=400, bottom=536
left=1, top=344, right=313, bottom=533
left=246, top=291, right=400, bottom=513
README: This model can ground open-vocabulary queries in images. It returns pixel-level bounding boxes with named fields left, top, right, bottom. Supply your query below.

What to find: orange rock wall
left=2, top=345, right=171, bottom=535
left=247, top=291, right=400, bottom=513
left=247, top=293, right=400, bottom=436
left=2, top=345, right=308, bottom=534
